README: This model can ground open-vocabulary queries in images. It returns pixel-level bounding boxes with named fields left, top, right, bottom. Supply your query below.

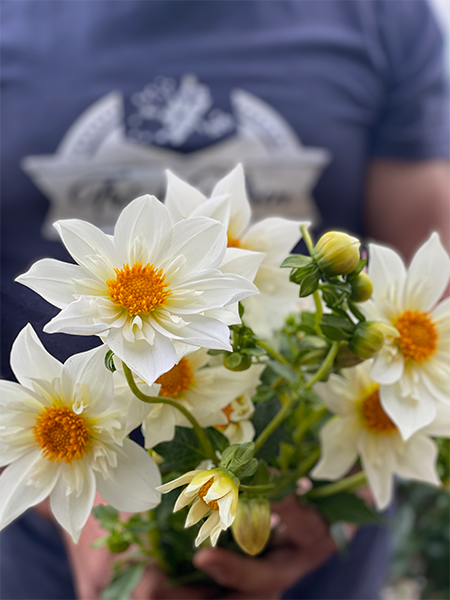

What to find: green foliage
left=307, top=492, right=384, bottom=526
left=154, top=427, right=228, bottom=473
left=104, top=350, right=116, bottom=373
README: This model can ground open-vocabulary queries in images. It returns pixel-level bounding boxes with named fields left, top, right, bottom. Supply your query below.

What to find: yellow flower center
left=395, top=310, right=437, bottom=363
left=107, top=262, right=171, bottom=316
left=214, top=403, right=233, bottom=431
left=227, top=235, right=241, bottom=248
left=198, top=479, right=220, bottom=511
left=155, top=358, right=193, bottom=398
left=33, top=405, right=91, bottom=464
left=361, top=388, right=397, bottom=434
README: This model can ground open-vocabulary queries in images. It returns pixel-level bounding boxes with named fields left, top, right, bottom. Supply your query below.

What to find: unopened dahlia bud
left=335, top=342, right=364, bottom=369
left=349, top=322, right=388, bottom=359
left=313, top=232, right=360, bottom=276
left=350, top=272, right=373, bottom=302
left=231, top=496, right=271, bottom=556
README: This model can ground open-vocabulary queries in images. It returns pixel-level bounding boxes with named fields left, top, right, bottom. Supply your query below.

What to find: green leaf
left=252, top=398, right=287, bottom=463
left=281, top=255, right=313, bottom=269
left=321, top=325, right=352, bottom=341
left=221, top=442, right=255, bottom=472
left=92, top=505, right=119, bottom=530
left=235, top=458, right=259, bottom=479
left=299, top=269, right=321, bottom=297
left=267, top=360, right=299, bottom=383
left=155, top=427, right=218, bottom=472
left=309, top=493, right=384, bottom=525
left=101, top=563, right=146, bottom=600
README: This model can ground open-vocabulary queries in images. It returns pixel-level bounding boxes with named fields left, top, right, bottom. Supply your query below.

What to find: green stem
left=254, top=390, right=297, bottom=455
left=122, top=363, right=217, bottom=464
left=256, top=339, right=290, bottom=366
left=306, top=471, right=367, bottom=498
left=146, top=510, right=171, bottom=572
left=313, top=290, right=323, bottom=335
left=301, top=224, right=314, bottom=255
left=305, top=342, right=339, bottom=389
left=296, top=447, right=321, bottom=478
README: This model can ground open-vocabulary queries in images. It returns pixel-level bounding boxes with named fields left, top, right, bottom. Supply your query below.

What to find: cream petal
left=10, top=324, right=63, bottom=389
left=422, top=402, right=450, bottom=437
left=380, top=381, right=437, bottom=441
left=431, top=296, right=450, bottom=324
left=368, top=243, right=406, bottom=309
left=54, top=220, right=118, bottom=280
left=0, top=450, right=60, bottom=531
left=217, top=492, right=235, bottom=528
left=44, top=297, right=110, bottom=335
left=95, top=439, right=161, bottom=512
left=50, top=462, right=96, bottom=542
left=167, top=217, right=227, bottom=277
left=114, top=195, right=173, bottom=266
left=164, top=170, right=208, bottom=222
left=195, top=511, right=221, bottom=546
left=394, top=434, right=441, bottom=486
left=241, top=218, right=305, bottom=266
left=107, top=328, right=177, bottom=386
left=405, top=233, right=450, bottom=312
left=211, top=164, right=251, bottom=239
left=223, top=421, right=255, bottom=445
left=360, top=449, right=394, bottom=511
left=313, top=377, right=356, bottom=416
left=370, top=347, right=404, bottom=385
left=421, top=365, right=450, bottom=406
left=209, top=521, right=224, bottom=547
left=156, top=471, right=197, bottom=494
left=311, top=417, right=359, bottom=480
left=15, top=259, right=81, bottom=309
left=185, top=498, right=210, bottom=527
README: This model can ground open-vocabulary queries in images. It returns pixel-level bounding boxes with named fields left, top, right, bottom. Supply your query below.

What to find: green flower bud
left=349, top=321, right=388, bottom=359
left=335, top=342, right=364, bottom=369
left=313, top=232, right=360, bottom=277
left=107, top=534, right=130, bottom=554
left=223, top=353, right=252, bottom=371
left=350, top=272, right=373, bottom=302
left=231, top=496, right=271, bottom=556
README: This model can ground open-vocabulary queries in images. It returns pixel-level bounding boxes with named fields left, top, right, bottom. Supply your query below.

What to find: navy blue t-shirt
left=1, top=1, right=448, bottom=599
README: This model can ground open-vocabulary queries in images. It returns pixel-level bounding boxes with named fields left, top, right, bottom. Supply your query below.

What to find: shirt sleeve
left=370, top=0, right=450, bottom=160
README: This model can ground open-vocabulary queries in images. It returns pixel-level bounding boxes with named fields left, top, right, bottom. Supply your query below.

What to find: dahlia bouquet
left=1, top=165, right=449, bottom=597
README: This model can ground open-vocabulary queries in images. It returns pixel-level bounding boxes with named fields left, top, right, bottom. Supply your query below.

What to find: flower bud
left=231, top=496, right=271, bottom=556
left=335, top=342, right=364, bottom=369
left=107, top=534, right=130, bottom=554
left=350, top=272, right=373, bottom=302
left=349, top=322, right=387, bottom=359
left=313, top=232, right=360, bottom=277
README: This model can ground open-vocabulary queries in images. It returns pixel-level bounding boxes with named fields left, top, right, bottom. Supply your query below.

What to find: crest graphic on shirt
left=22, top=75, right=330, bottom=239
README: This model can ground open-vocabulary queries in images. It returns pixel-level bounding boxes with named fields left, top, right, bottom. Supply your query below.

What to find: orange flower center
left=155, top=358, right=193, bottom=398
left=33, top=406, right=91, bottom=464
left=395, top=310, right=437, bottom=363
left=214, top=403, right=233, bottom=432
left=107, top=262, right=171, bottom=316
left=227, top=235, right=241, bottom=248
left=361, top=389, right=397, bottom=434
left=198, top=479, right=220, bottom=510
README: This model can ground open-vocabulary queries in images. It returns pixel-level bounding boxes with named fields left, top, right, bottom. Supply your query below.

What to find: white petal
left=142, top=405, right=177, bottom=447
left=96, top=439, right=161, bottom=512
left=191, top=193, right=232, bottom=230
left=195, top=511, right=221, bottom=546
left=154, top=313, right=232, bottom=351
left=205, top=305, right=241, bottom=326
left=422, top=402, right=450, bottom=437
left=380, top=381, right=437, bottom=440
left=114, top=195, right=173, bottom=266
left=54, top=220, right=118, bottom=280
left=313, top=377, right=356, bottom=416
left=220, top=248, right=264, bottom=282
left=0, top=450, right=59, bottom=530
left=217, top=491, right=235, bottom=528
left=156, top=471, right=197, bottom=494
left=311, top=417, right=359, bottom=480
left=368, top=243, right=406, bottom=309
left=61, top=345, right=113, bottom=413
left=360, top=449, right=394, bottom=511
left=241, top=218, right=305, bottom=266
left=50, top=461, right=96, bottom=542
left=164, top=170, right=208, bottom=222
left=370, top=347, right=404, bottom=385
left=167, top=217, right=227, bottom=277
left=44, top=297, right=110, bottom=335
left=15, top=259, right=81, bottom=309
left=10, top=324, right=62, bottom=389
left=405, top=233, right=450, bottom=312
left=395, top=434, right=441, bottom=486
left=210, top=164, right=251, bottom=239
left=185, top=499, right=210, bottom=527
left=107, top=328, right=177, bottom=385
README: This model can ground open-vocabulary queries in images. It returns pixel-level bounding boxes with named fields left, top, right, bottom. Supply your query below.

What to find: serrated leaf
left=235, top=458, right=259, bottom=479
left=155, top=427, right=225, bottom=472
left=101, top=563, right=145, bottom=600
left=281, top=255, right=313, bottom=269
left=299, top=269, right=321, bottom=297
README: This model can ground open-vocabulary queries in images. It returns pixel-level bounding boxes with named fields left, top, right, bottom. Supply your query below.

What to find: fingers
left=271, top=494, right=331, bottom=548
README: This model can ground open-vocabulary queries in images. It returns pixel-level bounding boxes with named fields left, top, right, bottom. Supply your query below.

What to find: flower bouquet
left=1, top=165, right=449, bottom=598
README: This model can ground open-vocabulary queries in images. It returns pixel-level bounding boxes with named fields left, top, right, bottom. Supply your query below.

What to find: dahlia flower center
left=107, top=262, right=170, bottom=316
left=395, top=310, right=437, bottom=363
left=198, top=479, right=220, bottom=511
left=361, top=389, right=397, bottom=434
left=227, top=235, right=241, bottom=248
left=33, top=405, right=91, bottom=464
left=155, top=358, right=193, bottom=398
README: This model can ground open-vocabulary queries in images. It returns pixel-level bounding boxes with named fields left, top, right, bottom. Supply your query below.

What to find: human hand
left=133, top=494, right=339, bottom=600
